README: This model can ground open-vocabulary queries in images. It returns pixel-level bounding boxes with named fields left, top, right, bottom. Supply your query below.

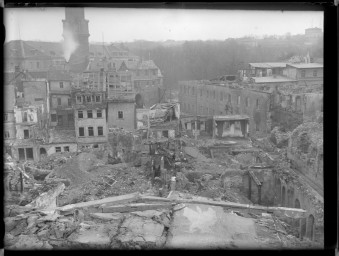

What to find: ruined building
left=179, top=60, right=323, bottom=136
left=179, top=80, right=271, bottom=136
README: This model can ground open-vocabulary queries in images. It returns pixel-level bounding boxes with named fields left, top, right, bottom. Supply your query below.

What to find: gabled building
left=4, top=40, right=54, bottom=72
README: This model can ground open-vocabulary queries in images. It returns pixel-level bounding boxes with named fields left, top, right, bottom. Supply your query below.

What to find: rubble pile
left=57, top=163, right=151, bottom=206
left=270, top=127, right=291, bottom=148
left=45, top=152, right=103, bottom=186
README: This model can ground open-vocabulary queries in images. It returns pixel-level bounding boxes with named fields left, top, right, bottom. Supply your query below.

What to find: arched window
left=306, top=215, right=315, bottom=240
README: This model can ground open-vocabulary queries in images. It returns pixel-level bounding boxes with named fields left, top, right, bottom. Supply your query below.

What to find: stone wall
left=287, top=122, right=323, bottom=189
left=107, top=102, right=136, bottom=131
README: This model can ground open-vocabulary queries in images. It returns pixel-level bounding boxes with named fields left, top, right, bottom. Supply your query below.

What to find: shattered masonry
left=4, top=7, right=323, bottom=250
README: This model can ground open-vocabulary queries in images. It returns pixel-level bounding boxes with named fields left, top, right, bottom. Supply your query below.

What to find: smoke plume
left=62, top=28, right=79, bottom=62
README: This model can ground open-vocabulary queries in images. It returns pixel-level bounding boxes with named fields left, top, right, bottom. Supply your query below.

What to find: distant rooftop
left=286, top=63, right=323, bottom=69
left=213, top=115, right=250, bottom=121
left=249, top=63, right=287, bottom=69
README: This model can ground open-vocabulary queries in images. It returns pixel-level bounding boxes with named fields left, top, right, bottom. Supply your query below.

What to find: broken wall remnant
left=242, top=169, right=275, bottom=206
left=287, top=122, right=323, bottom=190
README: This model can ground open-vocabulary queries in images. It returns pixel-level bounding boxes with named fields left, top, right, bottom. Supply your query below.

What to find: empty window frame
left=97, top=110, right=102, bottom=118
left=86, top=95, right=92, bottom=102
left=88, top=127, right=94, bottom=136
left=64, top=146, right=70, bottom=152
left=59, top=82, right=64, bottom=88
left=57, top=98, right=62, bottom=105
left=118, top=111, right=123, bottom=119
left=98, top=126, right=103, bottom=136
left=78, top=111, right=83, bottom=118
left=256, top=99, right=260, bottom=109
left=79, top=127, right=85, bottom=137
left=23, top=112, right=28, bottom=122
left=55, top=147, right=61, bottom=153
left=26, top=148, right=34, bottom=160
left=87, top=110, right=93, bottom=118
left=24, top=129, right=30, bottom=139
left=68, top=98, right=72, bottom=106
left=76, top=96, right=82, bottom=103
left=95, top=95, right=101, bottom=102
left=18, top=148, right=25, bottom=160
left=4, top=131, right=10, bottom=138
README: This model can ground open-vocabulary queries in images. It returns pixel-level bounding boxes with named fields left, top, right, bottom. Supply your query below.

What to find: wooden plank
left=139, top=196, right=307, bottom=219
left=101, top=203, right=174, bottom=213
left=56, top=192, right=140, bottom=212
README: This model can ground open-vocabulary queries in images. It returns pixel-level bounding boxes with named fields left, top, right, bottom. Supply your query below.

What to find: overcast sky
left=5, top=8, right=323, bottom=43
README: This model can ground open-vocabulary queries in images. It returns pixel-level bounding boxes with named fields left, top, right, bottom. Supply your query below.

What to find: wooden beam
left=56, top=192, right=140, bottom=212
left=101, top=203, right=174, bottom=213
left=139, top=196, right=307, bottom=219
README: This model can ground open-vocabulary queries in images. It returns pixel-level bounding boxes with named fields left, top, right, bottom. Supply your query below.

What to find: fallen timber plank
left=56, top=192, right=140, bottom=212
left=101, top=203, right=174, bottom=213
left=139, top=196, right=307, bottom=219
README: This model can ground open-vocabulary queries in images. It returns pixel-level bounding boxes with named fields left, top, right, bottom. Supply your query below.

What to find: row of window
left=76, top=95, right=102, bottom=104
left=55, top=146, right=69, bottom=153
left=300, top=70, right=318, bottom=78
left=181, top=97, right=260, bottom=112
left=78, top=110, right=103, bottom=119
left=78, top=126, right=104, bottom=137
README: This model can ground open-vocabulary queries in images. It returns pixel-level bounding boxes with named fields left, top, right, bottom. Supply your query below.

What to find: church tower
left=62, top=7, right=90, bottom=72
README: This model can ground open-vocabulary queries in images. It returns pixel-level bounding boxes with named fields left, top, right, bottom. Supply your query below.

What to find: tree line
left=124, top=37, right=323, bottom=90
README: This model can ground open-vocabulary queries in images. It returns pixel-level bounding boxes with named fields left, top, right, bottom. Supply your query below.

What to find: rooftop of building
left=249, top=62, right=287, bottom=69
left=213, top=115, right=250, bottom=121
left=47, top=70, right=72, bottom=81
left=286, top=63, right=323, bottom=69
left=5, top=40, right=52, bottom=59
